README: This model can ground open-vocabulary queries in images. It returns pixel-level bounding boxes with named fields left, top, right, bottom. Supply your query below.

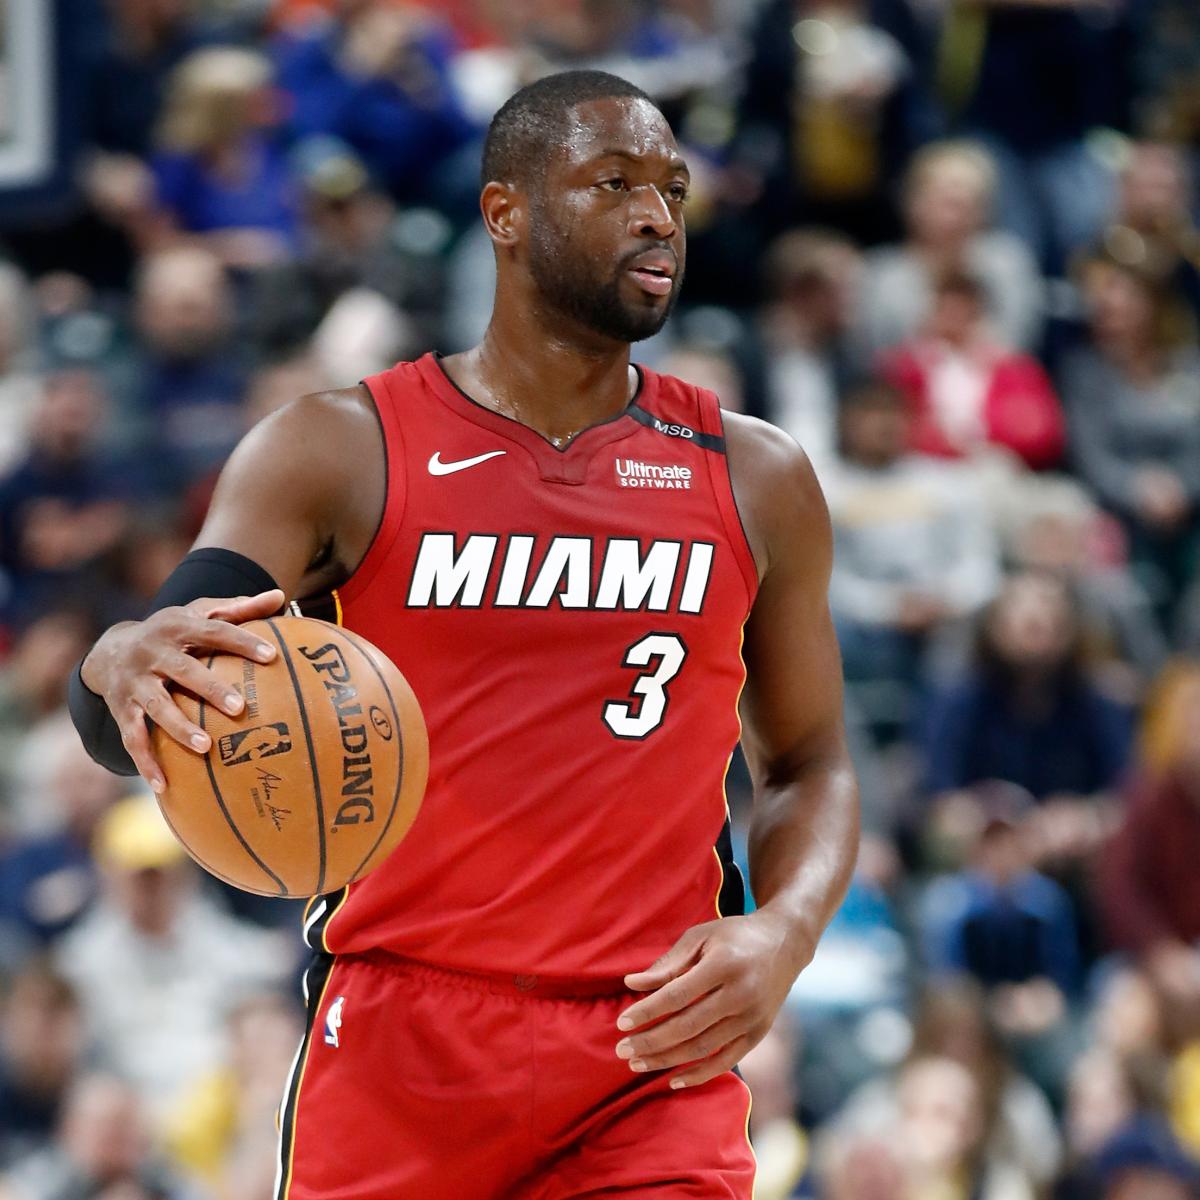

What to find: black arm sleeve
left=69, top=547, right=282, bottom=776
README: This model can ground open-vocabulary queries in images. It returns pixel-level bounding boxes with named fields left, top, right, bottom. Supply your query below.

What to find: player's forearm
left=746, top=750, right=859, bottom=973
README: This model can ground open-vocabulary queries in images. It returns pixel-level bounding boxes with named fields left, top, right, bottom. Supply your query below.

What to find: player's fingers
left=623, top=924, right=709, bottom=994
left=117, top=706, right=167, bottom=794
left=132, top=682, right=211, bottom=754
left=173, top=614, right=276, bottom=665
left=626, top=1015, right=745, bottom=1075
left=202, top=589, right=285, bottom=627
left=616, top=990, right=734, bottom=1063
left=157, top=650, right=247, bottom=718
left=617, top=954, right=724, bottom=1032
left=668, top=1034, right=754, bottom=1091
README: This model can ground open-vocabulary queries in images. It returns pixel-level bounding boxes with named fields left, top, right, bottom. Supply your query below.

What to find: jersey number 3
left=603, top=633, right=688, bottom=740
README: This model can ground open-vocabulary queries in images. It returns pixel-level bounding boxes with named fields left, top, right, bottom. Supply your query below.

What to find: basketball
left=151, top=615, right=427, bottom=898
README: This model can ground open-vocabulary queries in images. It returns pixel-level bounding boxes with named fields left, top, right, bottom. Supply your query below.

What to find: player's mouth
left=626, top=252, right=676, bottom=297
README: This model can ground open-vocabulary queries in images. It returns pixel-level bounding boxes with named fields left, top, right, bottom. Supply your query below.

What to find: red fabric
left=280, top=952, right=755, bottom=1199
left=320, top=354, right=756, bottom=980
left=1099, top=771, right=1200, bottom=953
left=881, top=341, right=1066, bottom=469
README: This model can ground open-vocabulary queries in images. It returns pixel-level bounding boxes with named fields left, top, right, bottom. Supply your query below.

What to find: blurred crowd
left=0, top=0, right=1199, bottom=1197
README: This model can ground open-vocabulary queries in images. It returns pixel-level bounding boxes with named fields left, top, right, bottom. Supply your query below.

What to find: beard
left=527, top=212, right=681, bottom=344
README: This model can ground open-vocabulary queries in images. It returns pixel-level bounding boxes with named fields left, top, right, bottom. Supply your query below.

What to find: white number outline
left=603, top=632, right=689, bottom=740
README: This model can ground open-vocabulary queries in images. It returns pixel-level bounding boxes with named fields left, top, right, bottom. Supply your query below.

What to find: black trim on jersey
left=290, top=592, right=338, bottom=623
left=715, top=815, right=746, bottom=917
left=302, top=887, right=350, bottom=953
left=275, top=947, right=337, bottom=1200
left=627, top=405, right=727, bottom=453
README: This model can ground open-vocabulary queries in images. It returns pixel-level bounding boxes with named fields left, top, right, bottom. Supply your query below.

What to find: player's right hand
left=80, top=589, right=284, bottom=793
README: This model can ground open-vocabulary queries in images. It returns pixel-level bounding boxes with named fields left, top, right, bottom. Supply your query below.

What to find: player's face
left=527, top=97, right=688, bottom=344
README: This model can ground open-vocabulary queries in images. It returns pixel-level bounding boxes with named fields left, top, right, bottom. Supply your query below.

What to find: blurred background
left=0, top=0, right=1198, bottom=1197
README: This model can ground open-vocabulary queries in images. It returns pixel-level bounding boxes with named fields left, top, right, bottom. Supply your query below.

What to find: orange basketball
left=151, top=615, right=427, bottom=897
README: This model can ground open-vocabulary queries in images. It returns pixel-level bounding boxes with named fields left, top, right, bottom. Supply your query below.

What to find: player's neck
left=453, top=318, right=637, bottom=448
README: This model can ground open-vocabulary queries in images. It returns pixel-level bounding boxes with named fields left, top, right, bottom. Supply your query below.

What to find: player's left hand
left=615, top=910, right=812, bottom=1089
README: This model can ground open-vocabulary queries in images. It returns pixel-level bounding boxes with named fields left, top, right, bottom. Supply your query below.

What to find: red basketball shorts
left=275, top=951, right=756, bottom=1199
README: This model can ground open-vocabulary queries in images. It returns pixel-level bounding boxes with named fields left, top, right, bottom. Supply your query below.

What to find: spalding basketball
left=151, top=616, right=427, bottom=897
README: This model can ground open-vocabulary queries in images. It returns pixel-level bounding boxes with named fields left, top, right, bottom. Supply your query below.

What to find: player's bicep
left=738, top=450, right=845, bottom=782
left=191, top=394, right=354, bottom=598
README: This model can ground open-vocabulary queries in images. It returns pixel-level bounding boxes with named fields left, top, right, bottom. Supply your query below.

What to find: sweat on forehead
left=482, top=69, right=666, bottom=189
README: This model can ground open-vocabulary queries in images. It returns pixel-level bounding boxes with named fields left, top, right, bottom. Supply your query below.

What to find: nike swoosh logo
left=427, top=450, right=507, bottom=476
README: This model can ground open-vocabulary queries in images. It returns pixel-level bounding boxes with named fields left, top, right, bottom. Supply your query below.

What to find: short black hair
left=482, top=70, right=657, bottom=189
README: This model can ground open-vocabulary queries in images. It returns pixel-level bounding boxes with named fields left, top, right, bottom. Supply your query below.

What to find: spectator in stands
left=250, top=135, right=446, bottom=359
left=824, top=1053, right=1039, bottom=1200
left=508, top=0, right=739, bottom=140
left=1062, top=252, right=1200, bottom=627
left=0, top=371, right=130, bottom=626
left=881, top=270, right=1065, bottom=470
left=1005, top=476, right=1169, bottom=691
left=818, top=1134, right=904, bottom=1200
left=84, top=0, right=217, bottom=159
left=894, top=1055, right=1037, bottom=1200
left=834, top=981, right=1063, bottom=1194
left=923, top=572, right=1133, bottom=818
left=1057, top=1051, right=1140, bottom=1200
left=858, top=142, right=1044, bottom=360
left=105, top=506, right=194, bottom=623
left=0, top=612, right=95, bottom=831
left=165, top=991, right=304, bottom=1199
left=1093, top=1117, right=1200, bottom=1200
left=657, top=344, right=746, bottom=415
left=0, top=743, right=123, bottom=957
left=149, top=47, right=300, bottom=268
left=54, top=797, right=293, bottom=1111
left=0, top=265, right=42, bottom=478
left=934, top=0, right=1127, bottom=268
left=824, top=380, right=999, bottom=738
left=132, top=246, right=249, bottom=488
left=0, top=965, right=84, bottom=1169
left=1, top=1073, right=194, bottom=1200
left=921, top=783, right=1081, bottom=1023
left=1094, top=142, right=1200, bottom=322
left=271, top=2, right=476, bottom=209
left=760, top=229, right=861, bottom=477
left=1101, top=662, right=1200, bottom=1013
left=733, top=0, right=936, bottom=244
left=740, top=1014, right=816, bottom=1199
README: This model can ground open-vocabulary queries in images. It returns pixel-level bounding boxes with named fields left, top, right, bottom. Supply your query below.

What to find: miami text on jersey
left=406, top=534, right=715, bottom=613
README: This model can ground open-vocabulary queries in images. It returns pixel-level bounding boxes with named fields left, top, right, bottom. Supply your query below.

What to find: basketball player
left=71, top=71, right=859, bottom=1198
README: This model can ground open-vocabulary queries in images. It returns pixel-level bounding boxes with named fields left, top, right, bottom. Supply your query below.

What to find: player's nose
left=628, top=185, right=676, bottom=240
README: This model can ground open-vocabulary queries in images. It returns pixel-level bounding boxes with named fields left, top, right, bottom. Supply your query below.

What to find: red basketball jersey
left=301, top=353, right=758, bottom=980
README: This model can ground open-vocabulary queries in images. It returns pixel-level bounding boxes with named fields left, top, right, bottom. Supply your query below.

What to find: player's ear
left=481, top=181, right=524, bottom=248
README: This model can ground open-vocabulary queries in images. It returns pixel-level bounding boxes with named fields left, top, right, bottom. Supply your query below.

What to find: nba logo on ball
left=324, top=995, right=346, bottom=1048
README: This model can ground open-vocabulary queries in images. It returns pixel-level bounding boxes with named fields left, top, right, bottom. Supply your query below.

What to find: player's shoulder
left=721, top=411, right=830, bottom=580
left=722, top=411, right=823, bottom=502
left=233, top=384, right=384, bottom=499
left=257, top=384, right=378, bottom=446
